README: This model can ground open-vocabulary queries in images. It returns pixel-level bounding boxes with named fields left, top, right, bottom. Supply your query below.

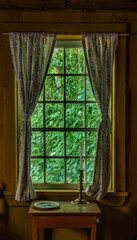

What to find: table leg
left=32, top=217, right=38, bottom=240
left=91, top=223, right=96, bottom=240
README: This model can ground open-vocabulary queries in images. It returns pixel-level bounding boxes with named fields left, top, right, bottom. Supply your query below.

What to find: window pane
left=66, top=132, right=84, bottom=156
left=46, top=158, right=64, bottom=183
left=87, top=132, right=98, bottom=157
left=45, top=103, right=64, bottom=128
left=66, top=104, right=84, bottom=128
left=66, top=158, right=80, bottom=183
left=31, top=104, right=43, bottom=128
left=45, top=76, right=64, bottom=101
left=66, top=48, right=84, bottom=74
left=38, top=89, right=43, bottom=101
left=48, top=48, right=64, bottom=74
left=30, top=158, right=44, bottom=183
left=87, top=158, right=94, bottom=183
left=46, top=132, right=64, bottom=156
left=86, top=103, right=101, bottom=128
left=66, top=76, right=84, bottom=101
left=86, top=77, right=95, bottom=101
left=31, top=131, right=44, bottom=156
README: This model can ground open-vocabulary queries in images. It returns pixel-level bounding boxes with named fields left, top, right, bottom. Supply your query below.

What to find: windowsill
left=4, top=190, right=128, bottom=207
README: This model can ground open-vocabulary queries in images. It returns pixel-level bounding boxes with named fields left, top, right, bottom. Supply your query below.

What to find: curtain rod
left=2, top=33, right=130, bottom=36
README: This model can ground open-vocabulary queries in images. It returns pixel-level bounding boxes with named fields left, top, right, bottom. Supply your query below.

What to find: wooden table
left=29, top=201, right=101, bottom=240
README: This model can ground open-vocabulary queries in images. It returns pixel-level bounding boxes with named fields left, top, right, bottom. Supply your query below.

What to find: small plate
left=33, top=201, right=60, bottom=210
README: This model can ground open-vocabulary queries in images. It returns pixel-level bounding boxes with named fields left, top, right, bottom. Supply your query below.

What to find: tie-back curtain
left=9, top=32, right=56, bottom=201
left=82, top=33, right=118, bottom=200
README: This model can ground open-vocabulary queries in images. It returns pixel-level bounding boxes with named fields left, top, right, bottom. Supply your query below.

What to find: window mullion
left=47, top=73, right=88, bottom=77
left=31, top=155, right=95, bottom=159
left=64, top=47, right=66, bottom=184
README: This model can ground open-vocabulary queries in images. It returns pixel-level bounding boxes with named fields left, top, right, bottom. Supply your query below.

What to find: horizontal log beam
left=1, top=0, right=137, bottom=10
left=2, top=23, right=127, bottom=34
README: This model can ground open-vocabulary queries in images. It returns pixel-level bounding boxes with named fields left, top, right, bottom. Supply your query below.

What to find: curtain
left=9, top=32, right=56, bottom=201
left=82, top=33, right=118, bottom=200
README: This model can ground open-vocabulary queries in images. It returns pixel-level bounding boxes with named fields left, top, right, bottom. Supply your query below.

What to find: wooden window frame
left=31, top=40, right=100, bottom=190
left=3, top=22, right=127, bottom=205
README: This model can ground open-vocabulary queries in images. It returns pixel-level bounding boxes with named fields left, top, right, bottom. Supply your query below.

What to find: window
left=30, top=40, right=102, bottom=190
left=14, top=25, right=126, bottom=204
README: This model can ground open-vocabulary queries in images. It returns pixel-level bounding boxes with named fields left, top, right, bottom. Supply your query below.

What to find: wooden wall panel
left=0, top=0, right=137, bottom=10
left=0, top=34, right=17, bottom=192
left=8, top=207, right=32, bottom=240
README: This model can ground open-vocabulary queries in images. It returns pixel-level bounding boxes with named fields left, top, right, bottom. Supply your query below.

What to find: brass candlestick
left=72, top=170, right=89, bottom=205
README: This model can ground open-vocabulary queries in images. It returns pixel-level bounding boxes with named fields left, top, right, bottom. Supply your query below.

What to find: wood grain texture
left=0, top=0, right=137, bottom=10
left=32, top=215, right=97, bottom=228
left=29, top=201, right=101, bottom=216
left=115, top=36, right=126, bottom=192
left=2, top=23, right=127, bottom=34
left=0, top=33, right=17, bottom=193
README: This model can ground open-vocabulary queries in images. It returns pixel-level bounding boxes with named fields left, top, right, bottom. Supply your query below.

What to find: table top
left=29, top=201, right=101, bottom=216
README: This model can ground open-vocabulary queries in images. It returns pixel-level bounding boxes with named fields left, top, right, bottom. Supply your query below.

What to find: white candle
left=80, top=144, right=83, bottom=170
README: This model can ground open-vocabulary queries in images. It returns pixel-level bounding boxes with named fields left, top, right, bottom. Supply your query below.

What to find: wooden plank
left=1, top=0, right=137, bottom=10
left=0, top=33, right=17, bottom=193
left=2, top=23, right=127, bottom=34
left=0, top=10, right=131, bottom=25
left=115, top=35, right=126, bottom=192
left=33, top=215, right=97, bottom=228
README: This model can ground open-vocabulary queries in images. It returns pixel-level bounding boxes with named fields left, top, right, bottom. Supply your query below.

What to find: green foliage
left=86, top=77, right=95, bottom=101
left=66, top=159, right=80, bottom=183
left=46, top=159, right=64, bottom=183
left=30, top=46, right=101, bottom=185
left=30, top=159, right=44, bottom=183
left=66, top=104, right=84, bottom=128
left=46, top=132, right=64, bottom=156
left=66, top=76, right=84, bottom=101
left=66, top=48, right=84, bottom=74
left=66, top=132, right=84, bottom=156
left=48, top=48, right=64, bottom=74
left=45, top=76, right=63, bottom=101
left=31, top=132, right=44, bottom=156
left=31, top=104, right=43, bottom=128
left=46, top=103, right=64, bottom=128
left=87, top=132, right=98, bottom=157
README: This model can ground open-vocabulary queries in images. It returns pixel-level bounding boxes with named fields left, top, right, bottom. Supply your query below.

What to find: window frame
left=31, top=39, right=101, bottom=190
left=16, top=33, right=126, bottom=196
left=10, top=22, right=127, bottom=205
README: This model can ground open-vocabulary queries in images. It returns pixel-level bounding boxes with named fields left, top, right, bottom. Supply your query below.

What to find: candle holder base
left=71, top=198, right=89, bottom=206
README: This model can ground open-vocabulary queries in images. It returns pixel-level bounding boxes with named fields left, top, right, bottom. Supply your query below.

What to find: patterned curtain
left=9, top=32, right=56, bottom=201
left=82, top=33, right=118, bottom=200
